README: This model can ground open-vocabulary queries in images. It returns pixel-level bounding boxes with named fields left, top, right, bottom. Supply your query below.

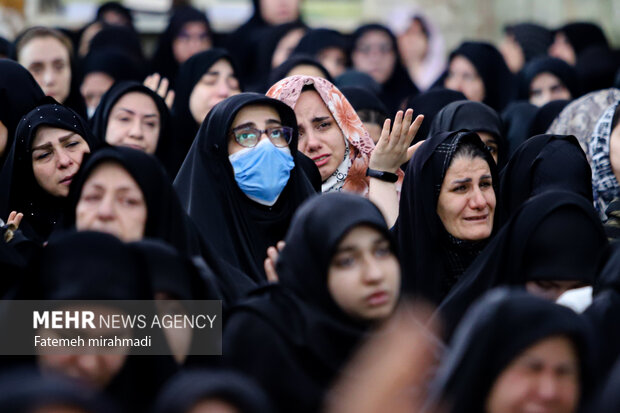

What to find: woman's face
left=318, top=47, right=347, bottom=78
left=485, top=336, right=580, bottom=413
left=445, top=56, right=485, bottom=102
left=19, top=36, right=72, bottom=104
left=526, top=280, right=588, bottom=302
left=499, top=34, right=525, bottom=73
left=105, top=92, right=160, bottom=154
left=188, top=399, right=240, bottom=413
left=477, top=131, right=499, bottom=164
left=228, top=104, right=285, bottom=155
left=80, top=72, right=115, bottom=117
left=31, top=126, right=90, bottom=197
left=294, top=90, right=346, bottom=181
left=259, top=0, right=301, bottom=25
left=76, top=161, right=147, bottom=242
left=328, top=225, right=400, bottom=321
left=189, top=59, right=240, bottom=125
left=437, top=155, right=495, bottom=241
left=529, top=72, right=571, bottom=107
left=549, top=33, right=576, bottom=66
left=271, top=28, right=306, bottom=68
left=351, top=30, right=397, bottom=85
left=172, top=21, right=211, bottom=65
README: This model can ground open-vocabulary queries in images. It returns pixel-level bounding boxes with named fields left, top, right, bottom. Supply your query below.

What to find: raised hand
left=369, top=109, right=424, bottom=173
left=144, top=73, right=175, bottom=109
left=264, top=240, right=286, bottom=283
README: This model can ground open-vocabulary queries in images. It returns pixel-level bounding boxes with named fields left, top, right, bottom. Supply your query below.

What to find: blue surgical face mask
left=228, top=139, right=295, bottom=206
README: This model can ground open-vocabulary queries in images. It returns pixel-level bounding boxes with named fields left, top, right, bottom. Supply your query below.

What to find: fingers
left=157, top=77, right=169, bottom=98
left=7, top=211, right=16, bottom=223
left=406, top=140, right=425, bottom=161
left=405, top=114, right=424, bottom=146
left=14, top=213, right=23, bottom=228
left=143, top=73, right=160, bottom=90
left=165, top=89, right=175, bottom=109
left=276, top=240, right=286, bottom=252
left=6, top=211, right=23, bottom=230
left=388, top=111, right=404, bottom=148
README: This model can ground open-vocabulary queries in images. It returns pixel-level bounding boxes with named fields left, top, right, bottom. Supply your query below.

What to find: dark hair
left=451, top=137, right=490, bottom=166
left=357, top=108, right=388, bottom=125
left=16, top=26, right=74, bottom=61
left=301, top=83, right=316, bottom=93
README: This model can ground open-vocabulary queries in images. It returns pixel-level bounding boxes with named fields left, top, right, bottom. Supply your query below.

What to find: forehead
left=231, top=104, right=281, bottom=127
left=111, top=92, right=159, bottom=116
left=445, top=156, right=491, bottom=178
left=512, top=335, right=579, bottom=366
left=357, top=30, right=391, bottom=45
left=205, top=58, right=234, bottom=74
left=20, top=36, right=69, bottom=63
left=338, top=225, right=386, bottom=248
left=450, top=55, right=477, bottom=74
left=294, top=90, right=330, bottom=118
left=86, top=161, right=140, bottom=189
left=32, top=125, right=76, bottom=147
left=179, top=21, right=208, bottom=34
left=531, top=72, right=562, bottom=86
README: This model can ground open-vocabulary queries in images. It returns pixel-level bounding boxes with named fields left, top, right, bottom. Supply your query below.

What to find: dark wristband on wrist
left=366, top=168, right=398, bottom=183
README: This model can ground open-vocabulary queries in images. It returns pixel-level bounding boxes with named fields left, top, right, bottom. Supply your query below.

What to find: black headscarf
left=90, top=81, right=178, bottom=175
left=394, top=130, right=499, bottom=303
left=0, top=367, right=117, bottom=413
left=438, top=191, right=607, bottom=336
left=252, top=22, right=307, bottom=91
left=556, top=22, right=609, bottom=56
left=150, top=6, right=211, bottom=87
left=519, top=56, right=579, bottom=100
left=499, top=134, right=592, bottom=219
left=334, top=69, right=381, bottom=94
left=0, top=101, right=98, bottom=243
left=429, top=100, right=507, bottom=167
left=268, top=54, right=333, bottom=88
left=88, top=24, right=145, bottom=64
left=403, top=88, right=466, bottom=143
left=504, top=22, right=552, bottom=63
left=96, top=1, right=134, bottom=27
left=447, top=41, right=518, bottom=112
left=528, top=98, right=570, bottom=136
left=224, top=192, right=394, bottom=413
left=595, top=357, right=620, bottom=413
left=350, top=24, right=419, bottom=114
left=575, top=45, right=620, bottom=95
left=23, top=230, right=177, bottom=413
left=171, top=48, right=240, bottom=161
left=0, top=36, right=11, bottom=57
left=339, top=86, right=388, bottom=118
left=173, top=93, right=316, bottom=286
left=62, top=146, right=193, bottom=256
left=293, top=28, right=348, bottom=74
left=430, top=287, right=595, bottom=413
left=80, top=49, right=143, bottom=85
left=0, top=59, right=45, bottom=168
left=501, top=101, right=538, bottom=155
left=153, top=369, right=272, bottom=413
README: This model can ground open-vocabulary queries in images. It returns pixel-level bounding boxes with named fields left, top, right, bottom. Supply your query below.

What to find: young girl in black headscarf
left=174, top=93, right=316, bottom=291
left=223, top=192, right=401, bottom=413
left=350, top=24, right=419, bottom=113
left=0, top=101, right=98, bottom=243
left=395, top=130, right=499, bottom=303
left=171, top=48, right=241, bottom=161
left=430, top=288, right=594, bottom=413
left=519, top=56, right=578, bottom=107
left=90, top=81, right=179, bottom=175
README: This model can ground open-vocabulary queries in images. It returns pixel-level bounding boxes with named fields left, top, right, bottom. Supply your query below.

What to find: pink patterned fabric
left=267, top=75, right=403, bottom=195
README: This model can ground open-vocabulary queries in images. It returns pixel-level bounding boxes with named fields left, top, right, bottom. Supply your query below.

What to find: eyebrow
left=335, top=237, right=388, bottom=253
left=115, top=108, right=158, bottom=118
left=32, top=132, right=76, bottom=151
left=234, top=119, right=282, bottom=129
left=87, top=183, right=138, bottom=192
left=311, top=116, right=330, bottom=124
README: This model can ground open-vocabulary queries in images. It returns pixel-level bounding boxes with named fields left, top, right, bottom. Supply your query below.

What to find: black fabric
left=20, top=231, right=177, bottom=413
left=350, top=24, right=419, bottom=114
left=595, top=357, right=620, bottom=413
left=268, top=54, right=332, bottom=89
left=293, top=28, right=348, bottom=73
left=88, top=24, right=145, bottom=65
left=0, top=59, right=45, bottom=168
left=0, top=367, right=116, bottom=413
left=339, top=86, right=388, bottom=116
left=428, top=100, right=507, bottom=167
left=62, top=146, right=193, bottom=257
left=153, top=369, right=272, bottom=413
left=80, top=48, right=144, bottom=88
left=575, top=45, right=620, bottom=95
left=504, top=23, right=553, bottom=63
left=171, top=48, right=239, bottom=162
left=557, top=22, right=609, bottom=56
left=499, top=134, right=592, bottom=219
left=528, top=99, right=570, bottom=136
left=519, top=56, right=579, bottom=99
left=403, top=88, right=466, bottom=142
left=224, top=192, right=392, bottom=413
left=173, top=93, right=316, bottom=290
left=501, top=101, right=538, bottom=155
left=96, top=1, right=133, bottom=26
left=252, top=22, right=307, bottom=91
left=0, top=37, right=11, bottom=57
left=438, top=191, right=607, bottom=337
left=447, top=41, right=518, bottom=112
left=430, top=287, right=595, bottom=413
left=90, top=81, right=178, bottom=176
left=150, top=6, right=211, bottom=87
left=394, top=130, right=499, bottom=303
left=0, top=100, right=98, bottom=243
left=334, top=69, right=381, bottom=94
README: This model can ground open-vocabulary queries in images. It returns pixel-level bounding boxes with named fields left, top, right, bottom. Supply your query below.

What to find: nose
left=468, top=186, right=487, bottom=210
left=304, top=129, right=322, bottom=153
left=96, top=195, right=116, bottom=221
left=56, top=148, right=74, bottom=169
left=42, top=68, right=55, bottom=86
left=362, top=255, right=385, bottom=284
left=216, top=79, right=231, bottom=97
left=128, top=119, right=143, bottom=140
left=537, top=373, right=561, bottom=401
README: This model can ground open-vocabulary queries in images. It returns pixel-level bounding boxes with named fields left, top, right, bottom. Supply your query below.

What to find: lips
left=59, top=173, right=75, bottom=185
left=312, top=154, right=330, bottom=167
left=365, top=290, right=389, bottom=307
left=463, top=214, right=488, bottom=222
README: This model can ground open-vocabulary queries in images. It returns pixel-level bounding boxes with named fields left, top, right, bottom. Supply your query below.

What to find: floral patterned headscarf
left=267, top=75, right=386, bottom=195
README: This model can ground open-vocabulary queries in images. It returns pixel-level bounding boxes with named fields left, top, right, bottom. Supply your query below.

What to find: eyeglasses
left=231, top=126, right=293, bottom=148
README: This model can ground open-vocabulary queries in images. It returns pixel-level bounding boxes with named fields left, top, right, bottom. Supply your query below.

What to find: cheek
left=327, top=272, right=358, bottom=309
left=145, top=128, right=160, bottom=154
left=105, top=120, right=126, bottom=144
left=32, top=163, right=54, bottom=189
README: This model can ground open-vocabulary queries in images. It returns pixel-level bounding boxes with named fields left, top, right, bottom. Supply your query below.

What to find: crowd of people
left=0, top=0, right=620, bottom=412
